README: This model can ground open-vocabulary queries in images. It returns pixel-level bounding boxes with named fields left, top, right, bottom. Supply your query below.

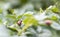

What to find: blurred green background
left=0, top=0, right=60, bottom=37
left=0, top=0, right=59, bottom=10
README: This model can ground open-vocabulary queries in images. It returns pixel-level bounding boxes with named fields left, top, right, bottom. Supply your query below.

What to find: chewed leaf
left=51, top=22, right=60, bottom=30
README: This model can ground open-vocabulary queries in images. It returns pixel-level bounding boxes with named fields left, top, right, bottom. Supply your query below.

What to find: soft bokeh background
left=0, top=0, right=60, bottom=37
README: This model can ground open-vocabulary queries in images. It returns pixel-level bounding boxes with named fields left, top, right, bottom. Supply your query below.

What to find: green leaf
left=18, top=14, right=38, bottom=35
left=16, top=15, right=23, bottom=21
left=7, top=25, right=17, bottom=32
left=51, top=16, right=58, bottom=21
left=0, top=9, right=2, bottom=14
left=23, top=17, right=38, bottom=26
left=7, top=9, right=14, bottom=14
left=39, top=8, right=43, bottom=13
left=51, top=6, right=59, bottom=12
left=0, top=19, right=2, bottom=24
left=6, top=14, right=16, bottom=19
left=23, top=13, right=33, bottom=17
